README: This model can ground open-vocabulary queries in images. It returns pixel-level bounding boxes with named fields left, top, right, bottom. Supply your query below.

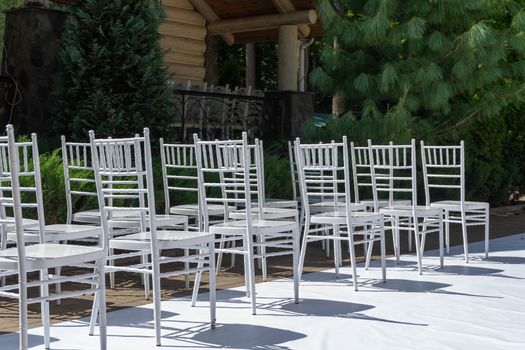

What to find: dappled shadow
left=485, top=256, right=525, bottom=265
left=0, top=333, right=60, bottom=349
left=105, top=308, right=178, bottom=328
left=259, top=298, right=426, bottom=327
left=367, top=279, right=500, bottom=298
left=436, top=265, right=524, bottom=280
left=175, top=323, right=307, bottom=349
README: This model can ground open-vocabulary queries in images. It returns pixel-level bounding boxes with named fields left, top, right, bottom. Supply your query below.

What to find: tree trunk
left=331, top=37, right=344, bottom=116
left=245, top=43, right=256, bottom=89
left=204, top=35, right=219, bottom=85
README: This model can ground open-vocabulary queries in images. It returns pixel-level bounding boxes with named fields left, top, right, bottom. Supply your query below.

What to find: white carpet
left=1, top=233, right=525, bottom=350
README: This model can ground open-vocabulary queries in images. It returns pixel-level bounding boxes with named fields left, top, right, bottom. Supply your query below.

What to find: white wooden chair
left=295, top=137, right=386, bottom=290
left=192, top=132, right=300, bottom=314
left=61, top=136, right=142, bottom=225
left=0, top=124, right=107, bottom=350
left=350, top=141, right=412, bottom=210
left=160, top=139, right=237, bottom=230
left=368, top=139, right=444, bottom=274
left=88, top=129, right=216, bottom=346
left=421, top=141, right=489, bottom=262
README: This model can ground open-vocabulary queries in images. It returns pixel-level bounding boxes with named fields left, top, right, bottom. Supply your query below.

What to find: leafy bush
left=54, top=0, right=174, bottom=141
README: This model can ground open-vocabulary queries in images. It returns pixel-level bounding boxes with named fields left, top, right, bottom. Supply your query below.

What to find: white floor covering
left=2, top=233, right=525, bottom=350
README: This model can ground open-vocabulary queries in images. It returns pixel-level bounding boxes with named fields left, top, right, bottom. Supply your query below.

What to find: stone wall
left=1, top=6, right=67, bottom=134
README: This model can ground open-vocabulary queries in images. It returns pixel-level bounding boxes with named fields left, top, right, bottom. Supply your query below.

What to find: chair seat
left=229, top=207, right=298, bottom=220
left=311, top=211, right=383, bottom=225
left=0, top=243, right=104, bottom=270
left=5, top=217, right=39, bottom=231
left=109, top=214, right=188, bottom=229
left=430, top=200, right=489, bottom=211
left=262, top=199, right=298, bottom=209
left=170, top=204, right=235, bottom=216
left=110, top=230, right=214, bottom=250
left=358, top=199, right=412, bottom=208
left=209, top=219, right=297, bottom=235
left=310, top=201, right=367, bottom=212
left=73, top=209, right=142, bottom=224
left=380, top=205, right=442, bottom=217
left=8, top=224, right=102, bottom=243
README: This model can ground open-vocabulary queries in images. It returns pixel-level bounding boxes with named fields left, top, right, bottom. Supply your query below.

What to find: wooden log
left=166, top=63, right=206, bottom=80
left=159, top=22, right=206, bottom=40
left=164, top=50, right=205, bottom=67
left=162, top=7, right=205, bottom=26
left=161, top=0, right=193, bottom=10
left=189, top=0, right=234, bottom=45
left=207, top=10, right=317, bottom=36
left=160, top=36, right=206, bottom=54
left=270, top=0, right=311, bottom=38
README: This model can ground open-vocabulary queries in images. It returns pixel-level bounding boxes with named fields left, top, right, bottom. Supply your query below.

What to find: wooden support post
left=245, top=43, right=256, bottom=89
left=278, top=25, right=298, bottom=91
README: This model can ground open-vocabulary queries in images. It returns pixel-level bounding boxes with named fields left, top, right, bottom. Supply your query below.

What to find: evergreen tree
left=309, top=0, right=525, bottom=142
left=54, top=0, right=173, bottom=140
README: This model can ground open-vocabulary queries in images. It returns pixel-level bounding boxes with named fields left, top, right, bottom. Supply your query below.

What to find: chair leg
left=365, top=225, right=374, bottom=270
left=109, top=248, right=115, bottom=289
left=394, top=217, right=401, bottom=264
left=89, top=288, right=99, bottom=336
left=261, top=235, right=268, bottom=281
left=191, top=268, right=203, bottom=307
left=380, top=221, right=386, bottom=282
left=444, top=210, right=450, bottom=254
left=460, top=212, right=469, bottom=263
left=143, top=253, right=150, bottom=300
left=244, top=234, right=257, bottom=315
left=151, top=254, right=162, bottom=346
left=208, top=243, right=217, bottom=328
left=348, top=229, right=358, bottom=291
left=55, top=266, right=62, bottom=306
left=439, top=216, right=444, bottom=268
left=184, top=248, right=190, bottom=289
left=484, top=207, right=490, bottom=259
left=230, top=239, right=236, bottom=268
left=413, top=224, right=423, bottom=275
left=298, top=224, right=311, bottom=279
left=333, top=225, right=340, bottom=278
left=216, top=234, right=225, bottom=275
left=97, top=259, right=108, bottom=350
left=19, top=272, right=28, bottom=350
left=40, top=269, right=50, bottom=349
left=292, top=226, right=300, bottom=304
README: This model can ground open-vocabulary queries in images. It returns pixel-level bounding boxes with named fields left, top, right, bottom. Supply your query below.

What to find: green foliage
left=53, top=0, right=174, bottom=141
left=461, top=105, right=525, bottom=205
left=264, top=154, right=293, bottom=200
left=312, top=0, right=525, bottom=133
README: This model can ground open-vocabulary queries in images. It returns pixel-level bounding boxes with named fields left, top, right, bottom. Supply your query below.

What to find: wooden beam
left=271, top=0, right=311, bottom=38
left=207, top=10, right=317, bottom=36
left=189, top=0, right=235, bottom=45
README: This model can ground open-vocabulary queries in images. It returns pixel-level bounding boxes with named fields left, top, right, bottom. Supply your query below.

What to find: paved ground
left=0, top=208, right=523, bottom=335
left=1, top=227, right=524, bottom=349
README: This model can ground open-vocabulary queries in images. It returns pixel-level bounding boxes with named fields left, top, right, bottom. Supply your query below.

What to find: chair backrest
left=420, top=141, right=465, bottom=206
left=294, top=137, right=352, bottom=220
left=61, top=136, right=97, bottom=224
left=0, top=131, right=47, bottom=245
left=0, top=125, right=32, bottom=282
left=159, top=139, right=200, bottom=220
left=90, top=129, right=156, bottom=250
left=288, top=141, right=300, bottom=201
left=368, top=139, right=417, bottom=212
left=350, top=141, right=374, bottom=203
left=193, top=132, right=256, bottom=231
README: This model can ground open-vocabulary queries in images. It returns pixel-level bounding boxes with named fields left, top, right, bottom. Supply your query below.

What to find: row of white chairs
left=0, top=125, right=490, bottom=349
left=289, top=139, right=490, bottom=266
left=0, top=127, right=302, bottom=349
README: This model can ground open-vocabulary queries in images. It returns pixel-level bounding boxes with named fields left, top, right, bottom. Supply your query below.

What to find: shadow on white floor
left=2, top=233, right=525, bottom=349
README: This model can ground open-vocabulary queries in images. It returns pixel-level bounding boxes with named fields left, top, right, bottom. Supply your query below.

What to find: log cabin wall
left=159, top=0, right=206, bottom=83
